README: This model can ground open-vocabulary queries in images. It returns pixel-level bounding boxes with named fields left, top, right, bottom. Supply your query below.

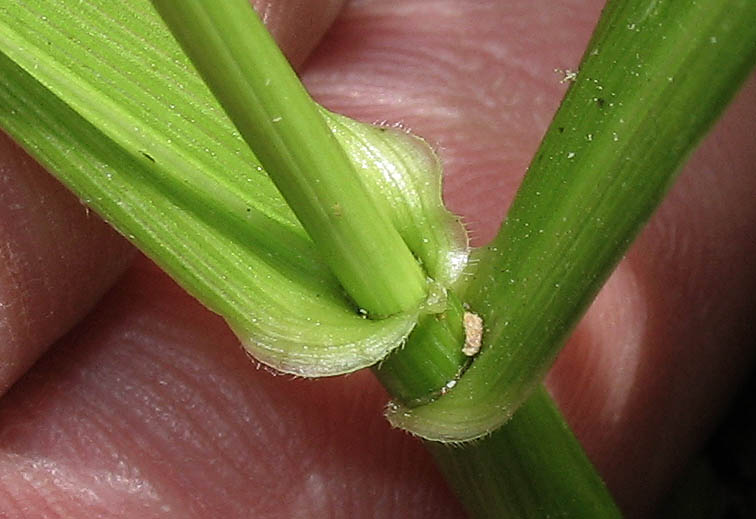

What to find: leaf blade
left=0, top=0, right=466, bottom=376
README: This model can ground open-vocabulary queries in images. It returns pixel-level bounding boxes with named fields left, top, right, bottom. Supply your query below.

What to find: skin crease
left=0, top=136, right=135, bottom=397
left=0, top=0, right=753, bottom=517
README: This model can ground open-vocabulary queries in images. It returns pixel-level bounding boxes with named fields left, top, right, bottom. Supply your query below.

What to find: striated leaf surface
left=0, top=0, right=468, bottom=376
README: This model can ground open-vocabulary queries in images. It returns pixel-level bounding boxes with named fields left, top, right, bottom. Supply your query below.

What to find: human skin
left=0, top=0, right=754, bottom=517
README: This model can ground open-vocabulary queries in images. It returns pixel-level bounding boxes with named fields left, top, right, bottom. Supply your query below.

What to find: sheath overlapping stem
left=2, top=0, right=754, bottom=517
left=385, top=0, right=756, bottom=442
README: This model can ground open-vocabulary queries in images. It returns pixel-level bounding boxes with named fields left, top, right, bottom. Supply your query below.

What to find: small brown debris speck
left=462, top=312, right=483, bottom=357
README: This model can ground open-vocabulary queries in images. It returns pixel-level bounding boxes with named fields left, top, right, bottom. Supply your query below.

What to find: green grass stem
left=430, top=387, right=621, bottom=519
left=387, top=0, right=756, bottom=442
left=150, top=0, right=427, bottom=318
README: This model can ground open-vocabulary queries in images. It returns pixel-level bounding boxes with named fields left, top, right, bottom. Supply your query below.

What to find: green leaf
left=0, top=0, right=467, bottom=376
left=387, top=0, right=756, bottom=441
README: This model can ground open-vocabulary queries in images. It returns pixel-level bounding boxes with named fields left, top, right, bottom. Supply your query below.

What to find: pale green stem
left=151, top=0, right=427, bottom=318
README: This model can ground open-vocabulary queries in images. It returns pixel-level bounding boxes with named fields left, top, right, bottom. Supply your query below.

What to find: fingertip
left=0, top=257, right=463, bottom=518
left=253, top=0, right=347, bottom=69
left=0, top=132, right=134, bottom=396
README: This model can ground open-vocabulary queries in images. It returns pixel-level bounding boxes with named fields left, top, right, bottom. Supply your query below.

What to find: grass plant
left=1, top=0, right=754, bottom=516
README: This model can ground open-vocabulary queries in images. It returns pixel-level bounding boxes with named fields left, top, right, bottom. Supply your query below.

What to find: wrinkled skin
left=1, top=1, right=754, bottom=517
